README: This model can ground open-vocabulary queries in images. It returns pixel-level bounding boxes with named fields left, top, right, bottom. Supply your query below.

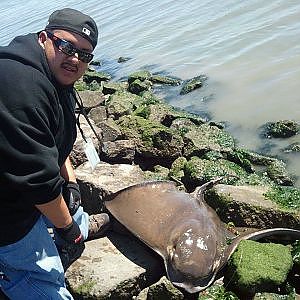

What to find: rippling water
left=1, top=0, right=299, bottom=185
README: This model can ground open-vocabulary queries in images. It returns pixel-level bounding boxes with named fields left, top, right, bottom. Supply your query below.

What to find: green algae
left=264, top=186, right=300, bottom=211
left=198, top=285, right=239, bottom=300
left=225, top=240, right=293, bottom=294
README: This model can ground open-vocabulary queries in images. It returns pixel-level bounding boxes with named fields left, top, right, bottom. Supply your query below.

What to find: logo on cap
left=82, top=27, right=91, bottom=36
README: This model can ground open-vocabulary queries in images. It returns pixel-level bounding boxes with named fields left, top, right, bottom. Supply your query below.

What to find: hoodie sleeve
left=0, top=64, right=64, bottom=205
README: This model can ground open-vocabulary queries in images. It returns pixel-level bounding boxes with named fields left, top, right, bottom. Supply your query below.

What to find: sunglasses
left=46, top=31, right=94, bottom=63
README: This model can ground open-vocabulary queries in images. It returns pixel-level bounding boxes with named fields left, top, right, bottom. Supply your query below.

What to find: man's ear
left=38, top=31, right=47, bottom=48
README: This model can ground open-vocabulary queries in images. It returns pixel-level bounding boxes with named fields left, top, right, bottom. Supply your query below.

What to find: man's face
left=39, top=29, right=93, bottom=86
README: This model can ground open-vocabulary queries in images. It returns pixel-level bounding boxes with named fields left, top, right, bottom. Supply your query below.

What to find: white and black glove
left=62, top=182, right=81, bottom=216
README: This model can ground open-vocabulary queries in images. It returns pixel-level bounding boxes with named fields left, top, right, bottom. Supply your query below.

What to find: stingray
left=104, top=178, right=300, bottom=293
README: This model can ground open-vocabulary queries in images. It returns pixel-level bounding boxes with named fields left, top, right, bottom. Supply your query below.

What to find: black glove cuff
left=55, top=219, right=83, bottom=244
left=62, top=181, right=81, bottom=216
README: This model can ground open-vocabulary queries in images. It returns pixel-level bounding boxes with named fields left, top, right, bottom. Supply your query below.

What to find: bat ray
left=104, top=178, right=300, bottom=293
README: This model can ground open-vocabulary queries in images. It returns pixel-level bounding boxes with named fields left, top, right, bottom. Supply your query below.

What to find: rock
left=169, top=157, right=187, bottom=183
left=148, top=103, right=206, bottom=127
left=198, top=284, right=239, bottom=299
left=291, top=240, right=300, bottom=269
left=117, top=56, right=131, bottom=63
left=224, top=240, right=293, bottom=295
left=204, top=184, right=300, bottom=229
left=136, top=276, right=184, bottom=300
left=66, top=233, right=164, bottom=299
left=75, top=161, right=146, bottom=214
left=182, top=123, right=235, bottom=157
left=102, top=81, right=127, bottom=95
left=88, top=105, right=108, bottom=124
left=265, top=120, right=300, bottom=138
left=83, top=70, right=111, bottom=84
left=266, top=160, right=294, bottom=186
left=106, top=91, right=143, bottom=119
left=128, top=70, right=152, bottom=84
left=150, top=74, right=181, bottom=86
left=96, top=118, right=122, bottom=142
left=283, top=142, right=300, bottom=153
left=184, top=157, right=247, bottom=188
left=117, top=115, right=184, bottom=165
left=128, top=79, right=152, bottom=95
left=90, top=60, right=101, bottom=66
left=102, top=140, right=136, bottom=164
left=179, top=75, right=207, bottom=95
left=264, top=185, right=300, bottom=211
left=77, top=90, right=105, bottom=109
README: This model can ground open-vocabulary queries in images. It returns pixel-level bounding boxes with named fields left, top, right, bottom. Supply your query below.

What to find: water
left=1, top=0, right=299, bottom=185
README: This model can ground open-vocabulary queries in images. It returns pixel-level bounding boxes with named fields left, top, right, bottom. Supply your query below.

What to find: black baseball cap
left=45, top=8, right=98, bottom=48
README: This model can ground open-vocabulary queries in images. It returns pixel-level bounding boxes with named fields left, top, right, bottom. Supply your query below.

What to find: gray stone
left=66, top=233, right=163, bottom=299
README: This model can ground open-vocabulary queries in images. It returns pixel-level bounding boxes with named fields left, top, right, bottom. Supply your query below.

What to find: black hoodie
left=0, top=33, right=77, bottom=246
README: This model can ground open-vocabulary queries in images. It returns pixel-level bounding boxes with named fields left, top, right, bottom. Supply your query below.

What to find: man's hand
left=55, top=219, right=85, bottom=270
left=62, top=182, right=81, bottom=215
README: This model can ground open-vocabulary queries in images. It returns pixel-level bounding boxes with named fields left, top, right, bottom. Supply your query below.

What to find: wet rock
left=263, top=120, right=300, bottom=138
left=128, top=79, right=152, bottom=95
left=291, top=240, right=300, bottom=269
left=283, top=142, right=300, bottom=153
left=83, top=70, right=111, bottom=84
left=150, top=74, right=181, bottom=86
left=198, top=284, right=239, bottom=300
left=180, top=75, right=207, bottom=95
left=128, top=70, right=152, bottom=84
left=224, top=240, right=293, bottom=295
left=102, top=81, right=128, bottom=95
left=266, top=160, right=294, bottom=186
left=169, top=157, right=187, bottom=183
left=118, top=56, right=131, bottom=63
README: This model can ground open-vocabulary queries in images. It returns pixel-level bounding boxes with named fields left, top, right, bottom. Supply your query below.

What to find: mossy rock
left=183, top=124, right=235, bottom=157
left=184, top=157, right=247, bottom=187
left=291, top=240, right=300, bottom=268
left=117, top=115, right=184, bottom=160
left=266, top=160, right=294, bottom=186
left=128, top=70, right=152, bottom=84
left=106, top=91, right=143, bottom=119
left=150, top=74, right=181, bottom=86
left=128, top=79, right=152, bottom=95
left=83, top=70, right=111, bottom=84
left=102, top=82, right=127, bottom=95
left=180, top=75, right=208, bottom=95
left=283, top=142, right=300, bottom=153
left=198, top=284, right=239, bottom=300
left=225, top=240, right=293, bottom=295
left=169, top=157, right=187, bottom=182
left=264, top=120, right=299, bottom=138
left=264, top=185, right=300, bottom=211
left=137, top=276, right=184, bottom=300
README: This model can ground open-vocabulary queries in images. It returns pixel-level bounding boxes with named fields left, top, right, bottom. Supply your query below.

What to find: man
left=0, top=8, right=110, bottom=299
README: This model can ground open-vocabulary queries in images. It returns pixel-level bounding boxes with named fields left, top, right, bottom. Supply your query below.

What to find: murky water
left=1, top=0, right=299, bottom=185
